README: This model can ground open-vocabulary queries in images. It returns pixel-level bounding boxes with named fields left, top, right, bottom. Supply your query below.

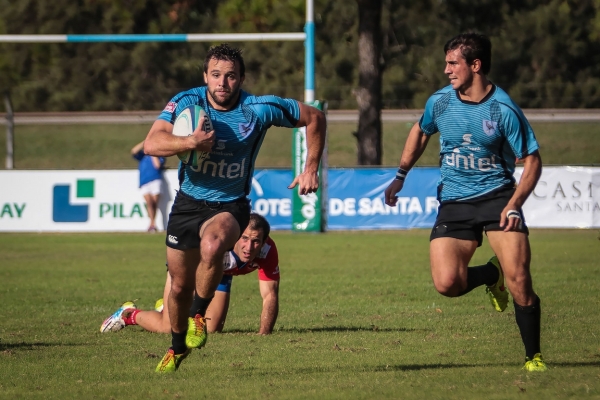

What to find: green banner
left=292, top=100, right=327, bottom=232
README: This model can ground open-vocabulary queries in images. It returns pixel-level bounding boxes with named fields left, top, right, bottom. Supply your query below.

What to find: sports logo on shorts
left=168, top=235, right=178, bottom=244
left=238, top=122, right=255, bottom=139
left=483, top=120, right=498, bottom=136
left=164, top=102, right=177, bottom=113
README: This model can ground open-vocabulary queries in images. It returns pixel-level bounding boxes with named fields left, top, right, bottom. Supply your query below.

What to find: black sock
left=458, top=262, right=500, bottom=296
left=514, top=296, right=542, bottom=359
left=189, top=292, right=213, bottom=317
left=171, top=330, right=187, bottom=354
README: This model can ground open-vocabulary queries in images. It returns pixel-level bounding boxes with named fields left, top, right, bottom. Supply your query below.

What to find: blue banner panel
left=250, top=168, right=440, bottom=231
left=249, top=169, right=294, bottom=230
left=326, top=168, right=439, bottom=230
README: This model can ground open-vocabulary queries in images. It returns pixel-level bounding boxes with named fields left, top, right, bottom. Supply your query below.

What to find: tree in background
left=354, top=0, right=382, bottom=165
left=3, top=0, right=600, bottom=165
left=0, top=0, right=220, bottom=111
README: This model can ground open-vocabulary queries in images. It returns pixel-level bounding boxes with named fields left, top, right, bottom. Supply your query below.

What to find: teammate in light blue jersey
left=144, top=44, right=326, bottom=373
left=420, top=81, right=539, bottom=201
left=384, top=33, right=547, bottom=372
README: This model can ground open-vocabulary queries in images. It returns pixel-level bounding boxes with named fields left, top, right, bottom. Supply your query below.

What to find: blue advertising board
left=249, top=168, right=440, bottom=230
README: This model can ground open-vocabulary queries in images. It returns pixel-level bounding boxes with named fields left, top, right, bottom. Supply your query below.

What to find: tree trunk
left=354, top=0, right=382, bottom=165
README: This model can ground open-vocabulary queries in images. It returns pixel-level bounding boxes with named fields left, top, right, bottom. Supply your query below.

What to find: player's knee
left=170, top=281, right=194, bottom=299
left=505, top=269, right=531, bottom=289
left=201, top=238, right=230, bottom=263
left=433, top=277, right=463, bottom=297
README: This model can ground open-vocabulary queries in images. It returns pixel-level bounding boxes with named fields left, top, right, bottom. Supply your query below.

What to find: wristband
left=395, top=168, right=409, bottom=181
left=506, top=210, right=521, bottom=219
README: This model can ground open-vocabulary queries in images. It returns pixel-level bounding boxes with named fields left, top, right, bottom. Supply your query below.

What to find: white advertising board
left=515, top=166, right=600, bottom=228
left=0, top=170, right=180, bottom=232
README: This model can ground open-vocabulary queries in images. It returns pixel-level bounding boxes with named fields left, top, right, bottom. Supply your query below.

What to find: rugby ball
left=172, top=104, right=213, bottom=167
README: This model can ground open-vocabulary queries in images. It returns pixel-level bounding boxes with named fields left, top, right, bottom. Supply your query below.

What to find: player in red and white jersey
left=101, top=213, right=280, bottom=335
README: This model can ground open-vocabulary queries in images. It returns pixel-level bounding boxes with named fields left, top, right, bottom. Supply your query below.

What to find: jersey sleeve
left=250, top=95, right=301, bottom=129
left=157, top=96, right=181, bottom=125
left=257, top=239, right=280, bottom=282
left=501, top=105, right=540, bottom=159
left=156, top=88, right=204, bottom=125
left=419, top=94, right=439, bottom=136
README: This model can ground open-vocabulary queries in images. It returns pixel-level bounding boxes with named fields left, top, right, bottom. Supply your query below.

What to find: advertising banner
left=327, top=168, right=439, bottom=230
left=291, top=100, right=325, bottom=232
left=515, top=166, right=600, bottom=228
left=1, top=166, right=598, bottom=232
left=0, top=170, right=176, bottom=232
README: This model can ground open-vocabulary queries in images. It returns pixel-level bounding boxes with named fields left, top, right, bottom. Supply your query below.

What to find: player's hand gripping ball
left=172, top=104, right=213, bottom=167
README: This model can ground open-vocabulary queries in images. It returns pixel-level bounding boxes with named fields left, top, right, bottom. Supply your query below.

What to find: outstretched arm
left=131, top=140, right=145, bottom=155
left=258, top=280, right=279, bottom=335
left=287, top=102, right=327, bottom=195
left=384, top=122, right=430, bottom=206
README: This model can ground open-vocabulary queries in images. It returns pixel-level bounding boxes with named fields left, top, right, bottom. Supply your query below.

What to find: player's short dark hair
left=203, top=43, right=245, bottom=77
left=248, top=213, right=270, bottom=242
left=444, top=33, right=492, bottom=75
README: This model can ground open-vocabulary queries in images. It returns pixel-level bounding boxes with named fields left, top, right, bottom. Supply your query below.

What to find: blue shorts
left=216, top=275, right=233, bottom=293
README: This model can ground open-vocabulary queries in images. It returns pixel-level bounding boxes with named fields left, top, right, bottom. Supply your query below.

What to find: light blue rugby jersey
left=158, top=87, right=300, bottom=202
left=419, top=84, right=539, bottom=202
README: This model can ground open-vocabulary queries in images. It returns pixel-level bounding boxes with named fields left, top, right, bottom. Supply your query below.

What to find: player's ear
left=471, top=59, right=482, bottom=73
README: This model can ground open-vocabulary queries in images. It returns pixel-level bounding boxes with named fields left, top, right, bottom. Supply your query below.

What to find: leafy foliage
left=1, top=0, right=600, bottom=110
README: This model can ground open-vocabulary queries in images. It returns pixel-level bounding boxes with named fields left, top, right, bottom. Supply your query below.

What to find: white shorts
left=140, top=179, right=162, bottom=196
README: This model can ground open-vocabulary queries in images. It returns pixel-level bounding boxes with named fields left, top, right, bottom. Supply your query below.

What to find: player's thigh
left=486, top=231, right=533, bottom=299
left=206, top=290, right=231, bottom=333
left=430, top=237, right=478, bottom=286
left=167, top=247, right=199, bottom=291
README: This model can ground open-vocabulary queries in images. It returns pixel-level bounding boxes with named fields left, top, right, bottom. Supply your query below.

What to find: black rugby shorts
left=430, top=186, right=529, bottom=247
left=165, top=190, right=251, bottom=250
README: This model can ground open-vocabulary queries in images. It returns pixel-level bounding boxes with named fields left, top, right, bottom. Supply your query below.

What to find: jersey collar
left=455, top=83, right=496, bottom=105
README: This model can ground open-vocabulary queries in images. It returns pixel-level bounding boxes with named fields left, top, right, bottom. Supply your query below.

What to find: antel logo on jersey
left=53, top=179, right=94, bottom=222
left=190, top=157, right=247, bottom=179
left=445, top=148, right=499, bottom=172
left=461, top=134, right=472, bottom=145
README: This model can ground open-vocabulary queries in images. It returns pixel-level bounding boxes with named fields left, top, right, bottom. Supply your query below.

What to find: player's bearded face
left=205, top=59, right=244, bottom=110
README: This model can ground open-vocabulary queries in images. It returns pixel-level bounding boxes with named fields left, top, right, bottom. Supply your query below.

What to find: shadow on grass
left=377, top=360, right=600, bottom=371
left=223, top=326, right=424, bottom=334
left=0, top=341, right=73, bottom=351
left=552, top=361, right=600, bottom=368
left=374, top=363, right=510, bottom=371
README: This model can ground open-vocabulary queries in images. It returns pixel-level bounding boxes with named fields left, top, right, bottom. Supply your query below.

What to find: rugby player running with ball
left=143, top=44, right=326, bottom=372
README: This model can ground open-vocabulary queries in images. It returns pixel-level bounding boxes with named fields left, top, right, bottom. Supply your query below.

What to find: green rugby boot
left=523, top=353, right=548, bottom=372
left=185, top=314, right=208, bottom=349
left=155, top=348, right=191, bottom=373
left=485, top=256, right=509, bottom=312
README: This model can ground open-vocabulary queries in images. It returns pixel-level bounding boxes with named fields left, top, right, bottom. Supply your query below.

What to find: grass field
left=1, top=230, right=599, bottom=399
left=1, top=121, right=599, bottom=170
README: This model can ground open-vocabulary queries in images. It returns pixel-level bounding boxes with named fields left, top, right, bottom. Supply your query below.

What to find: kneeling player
left=100, top=213, right=280, bottom=335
